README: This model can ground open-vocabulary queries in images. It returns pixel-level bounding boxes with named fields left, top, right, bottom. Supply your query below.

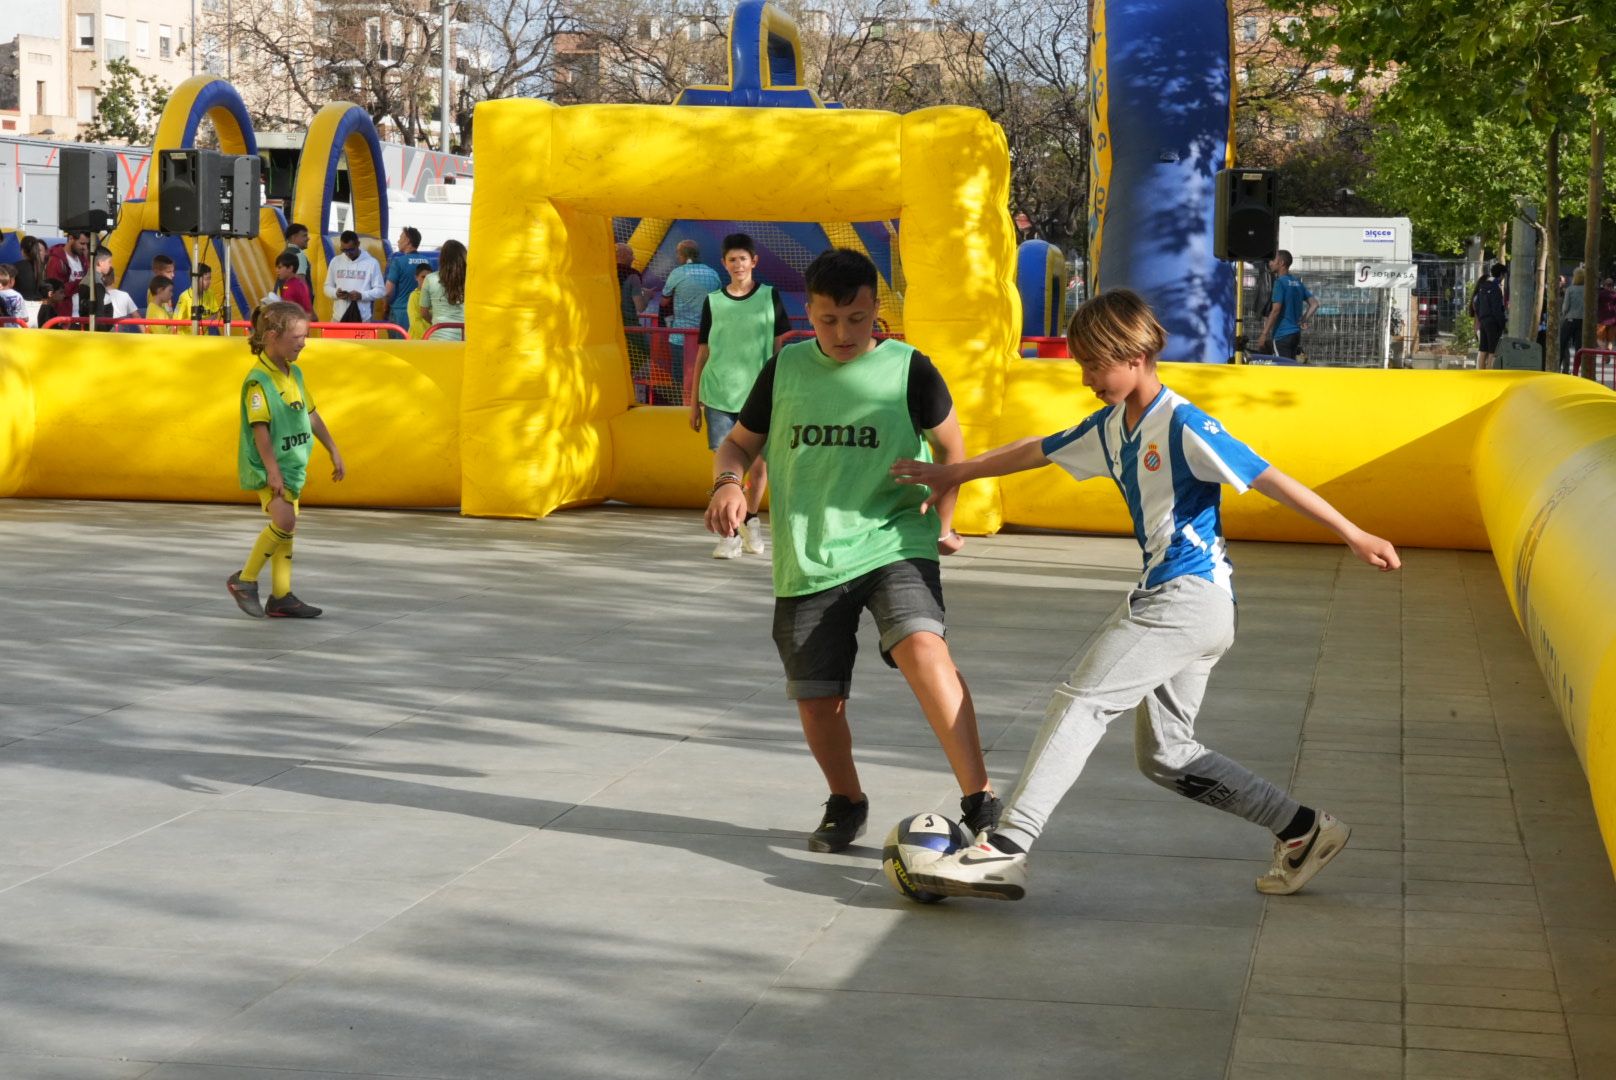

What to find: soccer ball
left=882, top=812, right=975, bottom=904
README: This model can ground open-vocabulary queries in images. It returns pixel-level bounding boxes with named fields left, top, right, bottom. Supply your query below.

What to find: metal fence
left=1241, top=256, right=1479, bottom=367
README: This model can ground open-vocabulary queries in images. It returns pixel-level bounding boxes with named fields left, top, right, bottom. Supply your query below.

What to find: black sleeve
left=736, top=357, right=778, bottom=435
left=696, top=297, right=713, bottom=344
left=906, top=351, right=953, bottom=431
left=772, top=288, right=791, bottom=338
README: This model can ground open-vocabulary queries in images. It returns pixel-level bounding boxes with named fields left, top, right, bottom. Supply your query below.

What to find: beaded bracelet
left=708, top=475, right=744, bottom=499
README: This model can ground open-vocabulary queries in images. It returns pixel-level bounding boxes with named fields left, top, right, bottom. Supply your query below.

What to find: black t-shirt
left=696, top=282, right=793, bottom=344
left=736, top=346, right=953, bottom=435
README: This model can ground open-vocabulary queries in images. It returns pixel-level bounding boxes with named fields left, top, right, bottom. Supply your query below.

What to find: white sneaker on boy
left=739, top=516, right=767, bottom=555
left=1256, top=812, right=1350, bottom=895
left=909, top=839, right=1027, bottom=901
left=712, top=533, right=744, bottom=559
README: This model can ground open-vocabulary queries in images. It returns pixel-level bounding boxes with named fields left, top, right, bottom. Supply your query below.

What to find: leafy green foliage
left=79, top=58, right=170, bottom=146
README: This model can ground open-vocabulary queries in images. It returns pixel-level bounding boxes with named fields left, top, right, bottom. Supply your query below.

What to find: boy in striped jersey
left=893, top=288, right=1399, bottom=901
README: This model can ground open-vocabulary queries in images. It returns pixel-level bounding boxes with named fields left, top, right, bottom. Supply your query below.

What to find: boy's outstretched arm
left=1251, top=467, right=1399, bottom=570
left=891, top=435, right=1051, bottom=515
left=919, top=409, right=968, bottom=554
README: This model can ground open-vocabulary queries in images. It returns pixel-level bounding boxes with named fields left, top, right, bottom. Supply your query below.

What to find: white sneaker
left=1257, top=811, right=1350, bottom=895
left=739, top=516, right=767, bottom=555
left=909, top=839, right=1027, bottom=901
left=712, top=533, right=743, bottom=559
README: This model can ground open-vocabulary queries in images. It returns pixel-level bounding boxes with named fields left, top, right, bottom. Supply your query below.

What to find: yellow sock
left=242, top=524, right=291, bottom=580
left=270, top=532, right=295, bottom=598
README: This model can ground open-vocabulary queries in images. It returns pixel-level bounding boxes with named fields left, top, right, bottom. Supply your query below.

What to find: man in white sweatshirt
left=324, top=230, right=386, bottom=323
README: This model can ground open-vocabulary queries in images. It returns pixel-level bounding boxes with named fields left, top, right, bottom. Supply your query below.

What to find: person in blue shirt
left=1257, top=249, right=1320, bottom=360
left=383, top=227, right=433, bottom=338
left=890, top=288, right=1400, bottom=902
left=661, top=240, right=722, bottom=400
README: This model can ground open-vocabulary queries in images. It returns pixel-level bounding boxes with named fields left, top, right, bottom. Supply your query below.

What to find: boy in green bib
left=688, top=232, right=792, bottom=559
left=226, top=301, right=346, bottom=618
left=705, top=248, right=999, bottom=852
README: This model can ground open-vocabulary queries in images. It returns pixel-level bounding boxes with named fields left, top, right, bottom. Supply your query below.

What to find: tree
left=1272, top=0, right=1616, bottom=371
left=79, top=58, right=170, bottom=146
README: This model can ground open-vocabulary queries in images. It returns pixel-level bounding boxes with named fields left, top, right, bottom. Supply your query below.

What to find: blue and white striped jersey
left=1041, top=386, right=1270, bottom=596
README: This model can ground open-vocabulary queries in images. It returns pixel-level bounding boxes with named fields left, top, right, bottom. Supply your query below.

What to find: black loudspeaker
left=58, top=147, right=120, bottom=232
left=158, top=148, right=224, bottom=235
left=1214, top=168, right=1279, bottom=261
left=220, top=154, right=262, bottom=239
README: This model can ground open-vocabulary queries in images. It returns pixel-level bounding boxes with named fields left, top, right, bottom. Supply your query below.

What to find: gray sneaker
left=226, top=572, right=265, bottom=618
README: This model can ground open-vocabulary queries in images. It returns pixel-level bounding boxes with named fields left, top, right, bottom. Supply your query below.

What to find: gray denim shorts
left=704, top=406, right=740, bottom=451
left=771, top=557, right=946, bottom=700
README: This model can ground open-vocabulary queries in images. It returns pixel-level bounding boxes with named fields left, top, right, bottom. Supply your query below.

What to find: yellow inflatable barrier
left=1474, top=375, right=1616, bottom=866
left=0, top=332, right=460, bottom=507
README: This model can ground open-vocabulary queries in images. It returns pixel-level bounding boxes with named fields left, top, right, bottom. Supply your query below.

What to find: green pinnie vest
left=764, top=337, right=940, bottom=597
left=699, top=283, right=778, bottom=412
left=237, top=362, right=315, bottom=497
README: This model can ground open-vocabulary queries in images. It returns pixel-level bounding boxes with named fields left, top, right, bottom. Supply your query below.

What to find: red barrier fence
left=423, top=323, right=465, bottom=340
left=1573, top=348, right=1616, bottom=389
left=33, top=316, right=408, bottom=338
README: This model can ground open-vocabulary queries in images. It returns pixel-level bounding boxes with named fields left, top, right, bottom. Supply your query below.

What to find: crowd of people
left=1, top=225, right=465, bottom=340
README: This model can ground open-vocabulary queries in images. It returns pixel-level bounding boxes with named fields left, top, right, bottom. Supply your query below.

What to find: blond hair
left=1065, top=288, right=1166, bottom=366
left=249, top=301, right=309, bottom=358
left=1573, top=267, right=1586, bottom=286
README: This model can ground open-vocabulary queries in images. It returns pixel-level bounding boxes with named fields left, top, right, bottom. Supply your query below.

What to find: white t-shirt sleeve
left=1179, top=410, right=1270, bottom=492
left=1040, top=411, right=1109, bottom=481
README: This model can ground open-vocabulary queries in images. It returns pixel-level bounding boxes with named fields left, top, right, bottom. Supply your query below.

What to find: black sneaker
left=226, top=572, right=265, bottom=618
left=265, top=593, right=323, bottom=619
left=808, top=794, right=868, bottom=853
left=960, top=790, right=1003, bottom=838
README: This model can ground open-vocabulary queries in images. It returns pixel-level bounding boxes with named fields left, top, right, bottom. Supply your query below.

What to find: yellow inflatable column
left=461, top=99, right=629, bottom=518
left=900, top=107, right=1019, bottom=535
left=1474, top=376, right=1616, bottom=871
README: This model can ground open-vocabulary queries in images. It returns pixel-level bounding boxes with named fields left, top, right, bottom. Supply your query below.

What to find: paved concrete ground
left=2, top=498, right=1614, bottom=1080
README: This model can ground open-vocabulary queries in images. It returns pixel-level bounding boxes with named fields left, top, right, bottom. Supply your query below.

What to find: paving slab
left=3, top=499, right=1616, bottom=1079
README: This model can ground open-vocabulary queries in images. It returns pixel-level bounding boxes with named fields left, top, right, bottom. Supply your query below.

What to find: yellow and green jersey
left=238, top=357, right=316, bottom=497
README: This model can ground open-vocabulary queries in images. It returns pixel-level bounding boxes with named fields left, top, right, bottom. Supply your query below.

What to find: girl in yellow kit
left=226, top=301, right=345, bottom=618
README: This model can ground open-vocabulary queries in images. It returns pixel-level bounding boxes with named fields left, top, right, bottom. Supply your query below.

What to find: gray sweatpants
left=996, top=575, right=1300, bottom=850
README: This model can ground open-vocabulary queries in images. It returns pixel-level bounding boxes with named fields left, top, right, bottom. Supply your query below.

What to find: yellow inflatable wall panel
left=998, top=361, right=1514, bottom=549
left=467, top=100, right=1016, bottom=523
left=461, top=99, right=629, bottom=518
left=1474, top=375, right=1616, bottom=867
left=0, top=331, right=459, bottom=506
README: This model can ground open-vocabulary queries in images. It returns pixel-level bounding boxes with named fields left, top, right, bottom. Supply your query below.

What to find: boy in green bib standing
left=226, top=301, right=345, bottom=619
left=705, top=248, right=999, bottom=852
left=688, top=232, right=792, bottom=559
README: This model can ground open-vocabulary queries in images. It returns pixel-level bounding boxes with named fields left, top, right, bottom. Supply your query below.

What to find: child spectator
left=894, top=289, right=1399, bottom=902
left=145, top=276, right=176, bottom=334
left=689, top=232, right=791, bottom=558
left=704, top=247, right=999, bottom=852
left=226, top=301, right=346, bottom=619
left=407, top=263, right=432, bottom=339
left=36, top=278, right=68, bottom=327
left=269, top=252, right=314, bottom=314
left=0, top=264, right=25, bottom=326
left=174, top=264, right=216, bottom=334
left=418, top=239, right=465, bottom=341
